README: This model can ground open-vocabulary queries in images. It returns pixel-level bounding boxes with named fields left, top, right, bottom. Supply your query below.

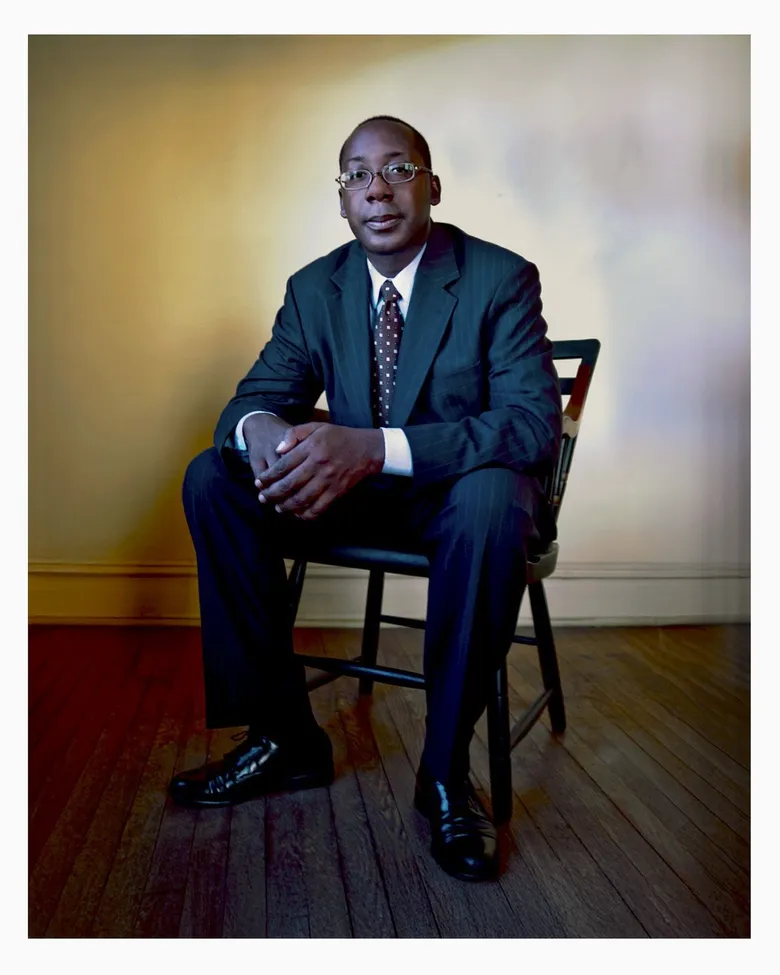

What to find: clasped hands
left=247, top=417, right=385, bottom=521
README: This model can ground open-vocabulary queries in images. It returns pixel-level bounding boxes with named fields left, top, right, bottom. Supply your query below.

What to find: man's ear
left=430, top=175, right=442, bottom=207
left=338, top=189, right=347, bottom=218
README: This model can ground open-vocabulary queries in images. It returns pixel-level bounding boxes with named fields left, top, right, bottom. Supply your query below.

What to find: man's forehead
left=343, top=122, right=418, bottom=162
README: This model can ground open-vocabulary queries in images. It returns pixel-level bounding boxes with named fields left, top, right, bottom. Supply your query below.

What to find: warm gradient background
left=28, top=34, right=750, bottom=622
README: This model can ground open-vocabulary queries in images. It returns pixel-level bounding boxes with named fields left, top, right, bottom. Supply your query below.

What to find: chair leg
left=359, top=570, right=384, bottom=695
left=528, top=581, right=566, bottom=734
left=287, top=559, right=307, bottom=624
left=486, top=661, right=513, bottom=824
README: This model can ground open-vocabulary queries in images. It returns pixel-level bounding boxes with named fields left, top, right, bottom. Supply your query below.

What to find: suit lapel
left=328, top=243, right=374, bottom=428
left=390, top=224, right=460, bottom=427
left=327, top=223, right=460, bottom=430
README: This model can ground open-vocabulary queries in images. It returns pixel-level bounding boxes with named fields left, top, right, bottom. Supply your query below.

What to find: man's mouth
left=365, top=214, right=402, bottom=231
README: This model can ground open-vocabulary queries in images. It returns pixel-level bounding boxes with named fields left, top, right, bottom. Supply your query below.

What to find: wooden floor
left=28, top=623, right=750, bottom=938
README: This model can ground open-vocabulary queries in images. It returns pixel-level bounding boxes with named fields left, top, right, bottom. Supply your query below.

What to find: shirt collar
left=366, top=242, right=427, bottom=308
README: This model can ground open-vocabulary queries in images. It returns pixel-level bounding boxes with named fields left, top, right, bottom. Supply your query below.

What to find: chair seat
left=283, top=541, right=431, bottom=577
left=284, top=540, right=559, bottom=583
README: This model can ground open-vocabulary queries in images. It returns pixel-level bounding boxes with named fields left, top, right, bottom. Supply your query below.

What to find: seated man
left=170, top=115, right=561, bottom=882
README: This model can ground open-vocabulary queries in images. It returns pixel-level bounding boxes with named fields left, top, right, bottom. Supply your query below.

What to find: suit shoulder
left=287, top=239, right=357, bottom=288
left=440, top=223, right=537, bottom=276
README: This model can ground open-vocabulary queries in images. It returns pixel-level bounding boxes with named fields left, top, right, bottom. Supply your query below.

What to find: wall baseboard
left=28, top=560, right=750, bottom=628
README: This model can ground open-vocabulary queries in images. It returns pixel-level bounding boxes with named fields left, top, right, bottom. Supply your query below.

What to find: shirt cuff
left=234, top=410, right=278, bottom=451
left=381, top=427, right=413, bottom=476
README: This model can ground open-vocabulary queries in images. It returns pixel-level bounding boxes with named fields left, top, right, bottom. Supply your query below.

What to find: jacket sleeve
left=213, top=276, right=323, bottom=454
left=401, top=261, right=561, bottom=487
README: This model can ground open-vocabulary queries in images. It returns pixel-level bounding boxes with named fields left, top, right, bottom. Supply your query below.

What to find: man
left=171, top=116, right=561, bottom=882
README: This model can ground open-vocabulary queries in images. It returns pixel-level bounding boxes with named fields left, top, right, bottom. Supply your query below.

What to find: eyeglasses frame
left=335, top=162, right=434, bottom=191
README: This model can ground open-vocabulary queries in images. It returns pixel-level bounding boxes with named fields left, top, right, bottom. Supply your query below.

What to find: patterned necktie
left=371, top=279, right=404, bottom=427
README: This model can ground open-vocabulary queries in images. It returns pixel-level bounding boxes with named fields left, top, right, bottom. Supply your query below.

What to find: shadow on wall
left=104, top=35, right=471, bottom=617
left=28, top=34, right=465, bottom=574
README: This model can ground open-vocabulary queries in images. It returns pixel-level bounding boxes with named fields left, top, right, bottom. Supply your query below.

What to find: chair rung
left=305, top=668, right=349, bottom=692
left=511, top=634, right=538, bottom=646
left=296, top=652, right=426, bottom=690
left=509, top=689, right=554, bottom=749
left=379, top=616, right=537, bottom=644
left=379, top=614, right=427, bottom=630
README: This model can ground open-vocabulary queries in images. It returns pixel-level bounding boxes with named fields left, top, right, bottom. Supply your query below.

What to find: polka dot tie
left=371, top=279, right=404, bottom=427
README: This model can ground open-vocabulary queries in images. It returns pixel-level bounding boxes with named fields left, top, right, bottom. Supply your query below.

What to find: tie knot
left=381, top=280, right=402, bottom=303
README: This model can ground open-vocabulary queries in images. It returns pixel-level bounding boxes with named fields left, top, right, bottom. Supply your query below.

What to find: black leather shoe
left=414, top=766, right=499, bottom=881
left=168, top=727, right=334, bottom=808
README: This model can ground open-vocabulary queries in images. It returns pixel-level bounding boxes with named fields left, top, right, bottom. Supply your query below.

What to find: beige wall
left=29, top=35, right=749, bottom=621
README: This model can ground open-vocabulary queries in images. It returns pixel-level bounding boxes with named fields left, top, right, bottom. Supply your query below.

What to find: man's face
left=338, top=121, right=441, bottom=257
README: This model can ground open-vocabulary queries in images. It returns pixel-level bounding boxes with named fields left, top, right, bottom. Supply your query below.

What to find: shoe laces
left=226, top=728, right=267, bottom=760
left=437, top=778, right=483, bottom=821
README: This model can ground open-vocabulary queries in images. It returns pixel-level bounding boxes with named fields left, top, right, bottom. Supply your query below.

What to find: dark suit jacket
left=215, top=222, right=562, bottom=500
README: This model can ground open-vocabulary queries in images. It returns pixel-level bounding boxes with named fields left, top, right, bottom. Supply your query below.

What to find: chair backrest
left=547, top=339, right=601, bottom=522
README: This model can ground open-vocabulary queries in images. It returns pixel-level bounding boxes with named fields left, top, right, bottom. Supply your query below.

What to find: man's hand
left=243, top=413, right=298, bottom=484
left=255, top=423, right=385, bottom=520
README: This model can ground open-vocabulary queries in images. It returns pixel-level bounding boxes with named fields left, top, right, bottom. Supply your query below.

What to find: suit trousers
left=182, top=446, right=543, bottom=783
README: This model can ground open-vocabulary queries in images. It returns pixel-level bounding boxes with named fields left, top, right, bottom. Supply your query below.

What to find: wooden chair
left=284, top=338, right=601, bottom=823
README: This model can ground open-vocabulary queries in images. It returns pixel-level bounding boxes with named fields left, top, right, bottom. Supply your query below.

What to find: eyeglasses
left=335, top=161, right=433, bottom=191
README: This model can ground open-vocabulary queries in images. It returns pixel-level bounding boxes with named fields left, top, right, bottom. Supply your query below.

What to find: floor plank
left=91, top=668, right=190, bottom=937
left=585, top=629, right=749, bottom=770
left=556, top=630, right=751, bottom=814
left=134, top=673, right=202, bottom=937
left=44, top=676, right=171, bottom=937
left=511, top=644, right=750, bottom=881
left=324, top=664, right=441, bottom=935
left=303, top=628, right=393, bottom=938
left=557, top=648, right=750, bottom=848
left=28, top=622, right=750, bottom=939
left=508, top=648, right=745, bottom=937
left=361, top=631, right=548, bottom=939
left=388, top=630, right=646, bottom=938
left=264, top=787, right=311, bottom=938
left=552, top=651, right=750, bottom=865
left=222, top=798, right=267, bottom=938
left=29, top=672, right=148, bottom=937
left=29, top=645, right=140, bottom=867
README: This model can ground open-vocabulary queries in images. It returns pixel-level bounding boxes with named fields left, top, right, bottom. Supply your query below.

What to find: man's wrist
left=371, top=428, right=386, bottom=474
left=236, top=410, right=279, bottom=451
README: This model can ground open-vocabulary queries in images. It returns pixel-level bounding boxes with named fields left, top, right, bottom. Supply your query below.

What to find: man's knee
left=445, top=467, right=538, bottom=541
left=183, top=447, right=271, bottom=533
left=183, top=447, right=231, bottom=510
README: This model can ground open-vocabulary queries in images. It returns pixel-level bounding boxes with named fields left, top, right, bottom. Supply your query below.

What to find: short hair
left=338, top=115, right=433, bottom=171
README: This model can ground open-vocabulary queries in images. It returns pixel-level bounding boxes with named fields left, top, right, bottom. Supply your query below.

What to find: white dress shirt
left=235, top=243, right=427, bottom=476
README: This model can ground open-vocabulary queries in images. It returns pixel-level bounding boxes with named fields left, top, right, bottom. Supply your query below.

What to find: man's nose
left=365, top=172, right=394, bottom=202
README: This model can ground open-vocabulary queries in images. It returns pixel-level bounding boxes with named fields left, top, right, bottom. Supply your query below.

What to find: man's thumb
left=276, top=422, right=317, bottom=453
left=275, top=427, right=297, bottom=453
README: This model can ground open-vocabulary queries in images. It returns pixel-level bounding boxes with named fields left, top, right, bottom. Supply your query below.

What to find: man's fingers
left=272, top=472, right=330, bottom=514
left=274, top=426, right=301, bottom=455
left=295, top=488, right=338, bottom=520
left=275, top=422, right=320, bottom=454
left=253, top=423, right=322, bottom=490
left=261, top=459, right=311, bottom=499
left=259, top=422, right=325, bottom=484
left=259, top=458, right=318, bottom=506
left=256, top=449, right=304, bottom=492
left=249, top=457, right=269, bottom=484
left=257, top=438, right=312, bottom=488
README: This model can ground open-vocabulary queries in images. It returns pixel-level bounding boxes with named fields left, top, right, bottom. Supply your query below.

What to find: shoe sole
left=168, top=766, right=335, bottom=809
left=430, top=856, right=499, bottom=883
